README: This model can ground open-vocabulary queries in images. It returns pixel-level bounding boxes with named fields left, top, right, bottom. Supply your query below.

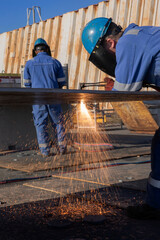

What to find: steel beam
left=0, top=88, right=160, bottom=105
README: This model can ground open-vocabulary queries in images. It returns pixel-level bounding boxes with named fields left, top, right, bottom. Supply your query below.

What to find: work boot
left=127, top=204, right=160, bottom=220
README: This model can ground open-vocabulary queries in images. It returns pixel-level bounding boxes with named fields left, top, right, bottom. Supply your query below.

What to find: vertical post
left=32, top=6, right=35, bottom=24
left=27, top=8, right=31, bottom=25
left=20, top=65, right=25, bottom=87
left=26, top=6, right=42, bottom=26
left=63, top=64, right=68, bottom=89
left=36, top=7, right=42, bottom=21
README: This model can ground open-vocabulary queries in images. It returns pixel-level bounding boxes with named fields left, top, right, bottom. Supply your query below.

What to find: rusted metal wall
left=1, top=0, right=160, bottom=89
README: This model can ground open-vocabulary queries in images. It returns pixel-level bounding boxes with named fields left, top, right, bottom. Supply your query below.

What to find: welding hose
left=60, top=159, right=151, bottom=174
left=0, top=175, right=52, bottom=185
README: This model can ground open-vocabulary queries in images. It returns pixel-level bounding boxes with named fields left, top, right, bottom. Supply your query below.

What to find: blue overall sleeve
left=23, top=61, right=32, bottom=88
left=55, top=60, right=66, bottom=88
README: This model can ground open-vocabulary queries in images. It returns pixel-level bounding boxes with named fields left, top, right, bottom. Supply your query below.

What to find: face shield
left=84, top=18, right=121, bottom=77
left=89, top=37, right=116, bottom=77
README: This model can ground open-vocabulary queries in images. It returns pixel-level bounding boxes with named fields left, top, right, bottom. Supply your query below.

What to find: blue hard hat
left=34, top=38, right=48, bottom=47
left=81, top=17, right=112, bottom=54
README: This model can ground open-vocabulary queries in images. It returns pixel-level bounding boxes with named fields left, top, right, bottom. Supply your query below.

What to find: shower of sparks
left=0, top=102, right=126, bottom=220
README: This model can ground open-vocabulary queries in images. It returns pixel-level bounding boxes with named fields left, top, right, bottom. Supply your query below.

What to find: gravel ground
left=0, top=190, right=160, bottom=240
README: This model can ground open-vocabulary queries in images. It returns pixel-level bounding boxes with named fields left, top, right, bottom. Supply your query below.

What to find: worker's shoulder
left=25, top=58, right=34, bottom=66
left=123, top=23, right=138, bottom=35
left=50, top=57, right=63, bottom=66
left=124, top=23, right=160, bottom=37
left=50, top=56, right=60, bottom=62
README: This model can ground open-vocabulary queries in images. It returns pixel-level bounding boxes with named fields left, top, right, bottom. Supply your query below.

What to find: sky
left=0, top=0, right=104, bottom=34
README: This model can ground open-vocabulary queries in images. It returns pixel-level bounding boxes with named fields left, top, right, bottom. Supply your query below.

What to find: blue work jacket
left=24, top=52, right=66, bottom=89
left=113, top=23, right=160, bottom=91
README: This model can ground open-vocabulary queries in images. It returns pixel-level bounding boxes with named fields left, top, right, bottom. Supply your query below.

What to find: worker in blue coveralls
left=24, top=38, right=67, bottom=157
left=82, top=17, right=160, bottom=219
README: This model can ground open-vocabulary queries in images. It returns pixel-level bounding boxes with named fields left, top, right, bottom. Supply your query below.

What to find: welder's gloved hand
left=104, top=77, right=114, bottom=91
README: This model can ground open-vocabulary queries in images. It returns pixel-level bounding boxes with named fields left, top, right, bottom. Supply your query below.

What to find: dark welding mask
left=89, top=38, right=116, bottom=77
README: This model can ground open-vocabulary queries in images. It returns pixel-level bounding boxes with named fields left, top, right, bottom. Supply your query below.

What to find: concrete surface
left=0, top=129, right=152, bottom=207
left=0, top=128, right=158, bottom=240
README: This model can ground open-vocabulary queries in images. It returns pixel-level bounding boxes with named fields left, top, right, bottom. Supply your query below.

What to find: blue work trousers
left=32, top=104, right=66, bottom=155
left=146, top=127, right=160, bottom=208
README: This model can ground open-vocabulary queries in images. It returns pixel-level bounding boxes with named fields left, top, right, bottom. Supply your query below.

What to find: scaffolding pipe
left=26, top=6, right=42, bottom=25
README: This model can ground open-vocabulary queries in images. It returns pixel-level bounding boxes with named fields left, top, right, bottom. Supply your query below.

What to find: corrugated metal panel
left=0, top=0, right=160, bottom=89
left=13, top=28, right=25, bottom=73
left=7, top=29, right=18, bottom=73
left=50, top=16, right=62, bottom=58
left=0, top=32, right=7, bottom=73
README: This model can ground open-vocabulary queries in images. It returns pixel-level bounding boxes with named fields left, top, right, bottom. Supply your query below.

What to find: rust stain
left=50, top=16, right=62, bottom=59
left=44, top=19, right=53, bottom=46
left=13, top=28, right=25, bottom=73
left=28, top=23, right=38, bottom=60
left=0, top=0, right=159, bottom=92
left=67, top=12, right=77, bottom=57
left=135, top=0, right=143, bottom=24
left=4, top=32, right=12, bottom=73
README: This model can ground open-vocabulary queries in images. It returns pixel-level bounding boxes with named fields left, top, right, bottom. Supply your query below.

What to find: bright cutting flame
left=80, top=101, right=91, bottom=118
left=79, top=101, right=96, bottom=129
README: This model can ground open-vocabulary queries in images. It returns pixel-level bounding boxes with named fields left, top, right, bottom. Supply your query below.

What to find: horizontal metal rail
left=0, top=88, right=160, bottom=105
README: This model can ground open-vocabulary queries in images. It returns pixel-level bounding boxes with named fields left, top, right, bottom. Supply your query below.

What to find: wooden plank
left=0, top=88, right=160, bottom=105
left=111, top=101, right=159, bottom=133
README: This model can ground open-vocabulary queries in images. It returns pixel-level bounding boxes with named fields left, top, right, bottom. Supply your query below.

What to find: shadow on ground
left=0, top=184, right=160, bottom=240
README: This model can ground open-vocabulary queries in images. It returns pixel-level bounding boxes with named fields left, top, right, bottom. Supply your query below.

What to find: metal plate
left=111, top=101, right=159, bottom=133
left=0, top=146, right=150, bottom=172
left=0, top=88, right=160, bottom=105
